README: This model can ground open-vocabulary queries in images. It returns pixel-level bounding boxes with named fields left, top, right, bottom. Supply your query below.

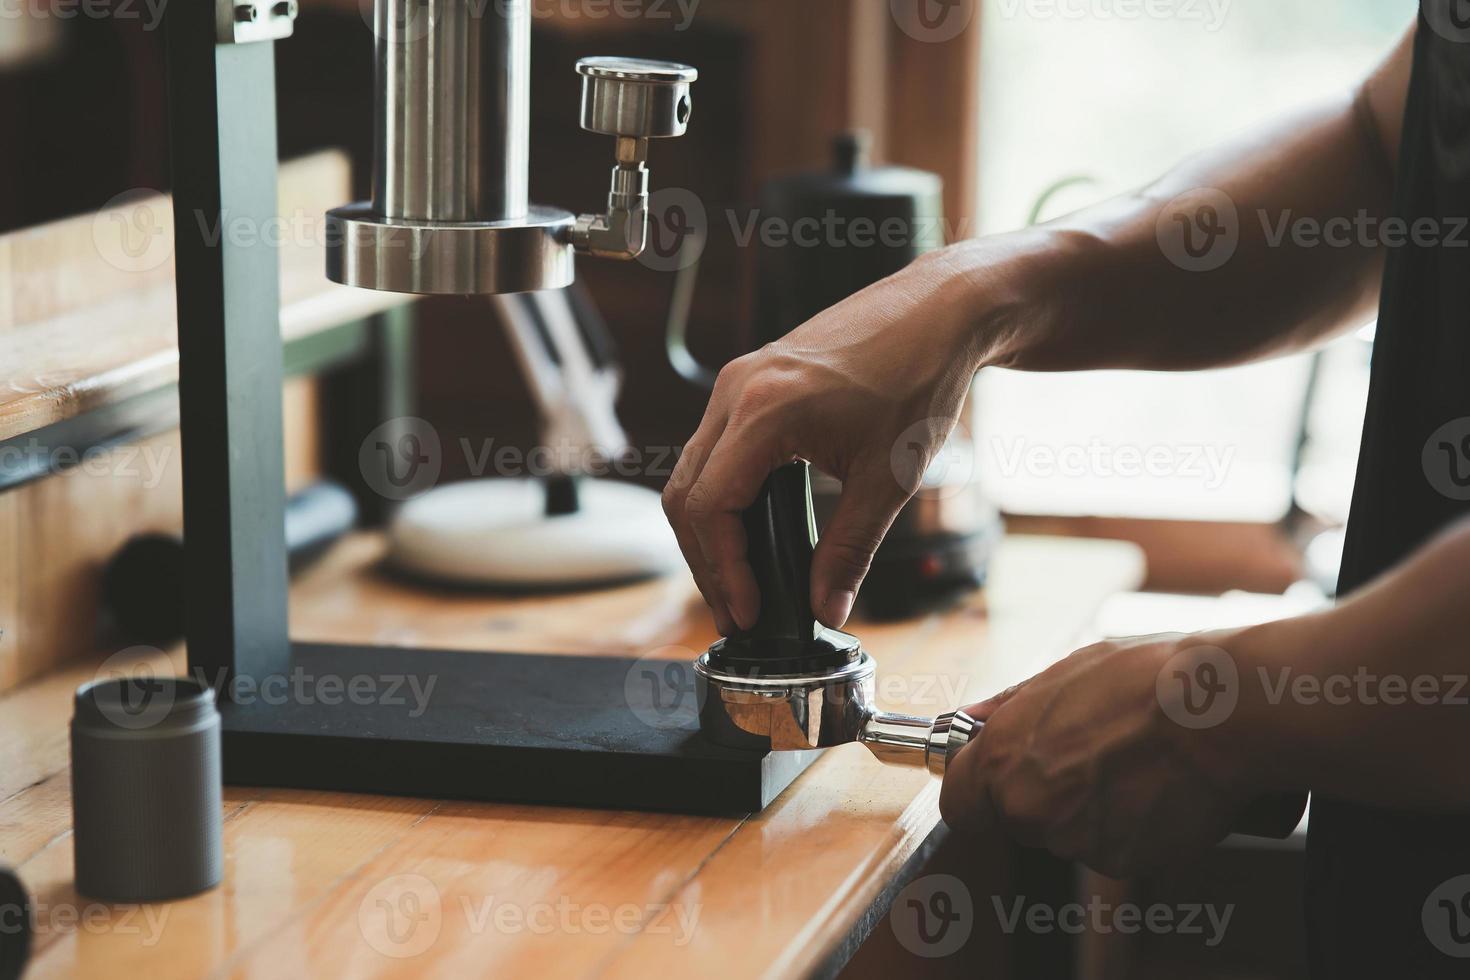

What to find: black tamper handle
left=740, top=461, right=822, bottom=645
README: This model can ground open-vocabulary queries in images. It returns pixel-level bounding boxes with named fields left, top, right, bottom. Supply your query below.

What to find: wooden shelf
left=0, top=151, right=409, bottom=443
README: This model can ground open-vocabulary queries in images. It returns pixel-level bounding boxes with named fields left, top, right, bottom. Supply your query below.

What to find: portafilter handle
left=858, top=708, right=978, bottom=778
left=858, top=707, right=1306, bottom=840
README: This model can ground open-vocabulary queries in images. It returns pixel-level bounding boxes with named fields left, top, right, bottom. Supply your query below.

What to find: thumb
left=810, top=464, right=909, bottom=629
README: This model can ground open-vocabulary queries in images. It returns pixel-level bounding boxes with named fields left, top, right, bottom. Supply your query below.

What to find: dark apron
left=1307, top=3, right=1470, bottom=975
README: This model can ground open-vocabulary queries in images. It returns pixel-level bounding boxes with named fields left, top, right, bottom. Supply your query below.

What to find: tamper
left=694, top=461, right=976, bottom=775
left=694, top=462, right=1307, bottom=839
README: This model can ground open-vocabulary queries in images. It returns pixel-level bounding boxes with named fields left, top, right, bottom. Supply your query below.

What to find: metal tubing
left=372, top=0, right=529, bottom=223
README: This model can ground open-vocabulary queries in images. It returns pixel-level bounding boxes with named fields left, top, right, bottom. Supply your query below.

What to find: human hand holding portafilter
left=689, top=463, right=1303, bottom=842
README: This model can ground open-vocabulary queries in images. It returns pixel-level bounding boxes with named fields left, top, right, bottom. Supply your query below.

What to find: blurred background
left=974, top=0, right=1397, bottom=585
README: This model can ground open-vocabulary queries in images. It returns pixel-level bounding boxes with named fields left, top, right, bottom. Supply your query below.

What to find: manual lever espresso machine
left=164, top=0, right=781, bottom=812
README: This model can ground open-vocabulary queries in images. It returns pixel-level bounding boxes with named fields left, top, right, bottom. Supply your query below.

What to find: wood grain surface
left=0, top=533, right=1142, bottom=979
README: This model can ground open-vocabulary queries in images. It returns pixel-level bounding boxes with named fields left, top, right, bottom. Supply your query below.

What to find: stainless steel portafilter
left=693, top=462, right=978, bottom=775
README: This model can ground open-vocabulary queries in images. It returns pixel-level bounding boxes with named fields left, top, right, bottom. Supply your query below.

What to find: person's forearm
left=1226, top=519, right=1470, bottom=810
left=933, top=34, right=1409, bottom=375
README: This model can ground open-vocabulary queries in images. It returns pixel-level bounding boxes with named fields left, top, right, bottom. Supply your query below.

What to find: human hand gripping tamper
left=693, top=462, right=1305, bottom=839
left=693, top=461, right=975, bottom=774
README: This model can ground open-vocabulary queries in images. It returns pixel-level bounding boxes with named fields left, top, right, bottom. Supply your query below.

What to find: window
left=971, top=0, right=1405, bottom=522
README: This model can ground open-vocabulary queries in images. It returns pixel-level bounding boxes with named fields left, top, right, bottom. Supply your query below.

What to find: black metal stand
left=165, top=5, right=291, bottom=691
left=220, top=643, right=817, bottom=814
left=162, top=9, right=808, bottom=814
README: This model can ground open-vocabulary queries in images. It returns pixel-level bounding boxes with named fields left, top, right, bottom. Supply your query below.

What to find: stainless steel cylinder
left=327, top=4, right=698, bottom=292
left=328, top=0, right=572, bottom=294
left=373, top=0, right=528, bottom=223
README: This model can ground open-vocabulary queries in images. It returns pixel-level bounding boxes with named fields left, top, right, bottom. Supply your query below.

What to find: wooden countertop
left=0, top=533, right=1143, bottom=979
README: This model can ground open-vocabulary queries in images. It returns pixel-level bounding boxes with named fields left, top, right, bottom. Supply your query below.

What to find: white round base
left=386, top=478, right=682, bottom=588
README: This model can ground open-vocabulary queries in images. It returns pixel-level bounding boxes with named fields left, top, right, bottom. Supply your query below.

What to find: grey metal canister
left=70, top=675, right=223, bottom=901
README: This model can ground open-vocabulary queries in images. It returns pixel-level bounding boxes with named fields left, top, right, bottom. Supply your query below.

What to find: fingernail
left=732, top=595, right=758, bottom=633
left=703, top=597, right=733, bottom=636
left=824, top=590, right=856, bottom=628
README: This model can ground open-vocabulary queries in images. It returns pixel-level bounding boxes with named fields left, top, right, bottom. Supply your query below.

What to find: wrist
left=922, top=225, right=1087, bottom=374
left=1206, top=616, right=1322, bottom=796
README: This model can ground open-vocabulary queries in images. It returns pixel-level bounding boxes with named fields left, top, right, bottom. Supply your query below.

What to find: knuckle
left=727, top=377, right=791, bottom=426
left=823, top=528, right=885, bottom=578
left=660, top=483, right=682, bottom=518
left=684, top=480, right=720, bottom=522
left=711, top=366, right=737, bottom=398
left=712, top=353, right=757, bottom=396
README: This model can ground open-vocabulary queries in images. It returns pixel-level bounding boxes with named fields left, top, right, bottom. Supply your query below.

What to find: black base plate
left=218, top=642, right=819, bottom=814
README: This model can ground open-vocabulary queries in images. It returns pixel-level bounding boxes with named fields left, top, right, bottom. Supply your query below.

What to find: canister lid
left=73, top=675, right=217, bottom=734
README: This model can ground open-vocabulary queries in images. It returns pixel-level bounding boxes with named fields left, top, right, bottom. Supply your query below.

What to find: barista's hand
left=662, top=247, right=1000, bottom=635
left=939, top=630, right=1271, bottom=879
